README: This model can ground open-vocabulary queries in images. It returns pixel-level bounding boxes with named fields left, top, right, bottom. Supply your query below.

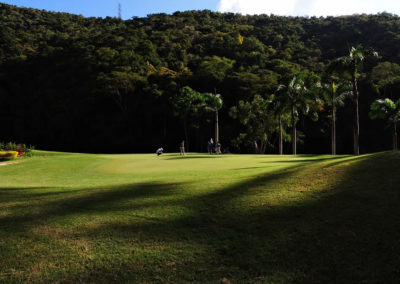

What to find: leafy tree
left=370, top=98, right=400, bottom=151
left=170, top=86, right=205, bottom=151
left=370, top=61, right=400, bottom=98
left=2, top=3, right=400, bottom=154
left=197, top=55, right=235, bottom=85
left=230, top=94, right=275, bottom=154
left=97, top=67, right=146, bottom=141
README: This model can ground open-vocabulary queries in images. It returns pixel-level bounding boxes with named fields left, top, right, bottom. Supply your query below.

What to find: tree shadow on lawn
left=74, top=153, right=399, bottom=283
left=0, top=182, right=182, bottom=231
left=0, top=186, right=67, bottom=198
left=261, top=156, right=347, bottom=164
left=0, top=186, right=59, bottom=193
left=163, top=155, right=227, bottom=160
left=231, top=166, right=269, bottom=170
left=2, top=153, right=400, bottom=283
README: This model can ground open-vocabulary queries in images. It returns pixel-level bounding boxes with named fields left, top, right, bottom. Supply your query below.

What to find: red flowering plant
left=16, top=145, right=23, bottom=157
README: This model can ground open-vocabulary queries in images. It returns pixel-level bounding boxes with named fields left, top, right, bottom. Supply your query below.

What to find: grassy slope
left=0, top=151, right=399, bottom=283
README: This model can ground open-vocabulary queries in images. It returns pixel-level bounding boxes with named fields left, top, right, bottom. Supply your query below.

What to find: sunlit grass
left=0, top=151, right=399, bottom=283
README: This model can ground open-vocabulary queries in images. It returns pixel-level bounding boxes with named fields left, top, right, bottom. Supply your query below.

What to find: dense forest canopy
left=1, top=3, right=400, bottom=153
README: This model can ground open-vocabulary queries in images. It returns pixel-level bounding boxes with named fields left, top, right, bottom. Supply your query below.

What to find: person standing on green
left=180, top=140, right=185, bottom=156
left=216, top=141, right=221, bottom=154
left=207, top=139, right=213, bottom=154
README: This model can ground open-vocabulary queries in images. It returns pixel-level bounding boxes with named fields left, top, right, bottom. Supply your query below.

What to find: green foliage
left=370, top=98, right=400, bottom=150
left=97, top=67, right=145, bottom=94
left=170, top=86, right=205, bottom=118
left=277, top=73, right=322, bottom=121
left=319, top=82, right=352, bottom=109
left=329, top=44, right=379, bottom=91
left=1, top=3, right=400, bottom=153
left=197, top=55, right=235, bottom=83
left=0, top=142, right=34, bottom=157
left=370, top=98, right=400, bottom=123
left=202, top=92, right=223, bottom=112
left=0, top=142, right=18, bottom=151
left=371, top=61, right=400, bottom=93
left=332, top=45, right=373, bottom=78
left=230, top=94, right=276, bottom=153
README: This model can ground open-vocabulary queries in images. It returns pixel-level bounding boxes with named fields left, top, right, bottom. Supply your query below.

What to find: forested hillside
left=1, top=3, right=400, bottom=153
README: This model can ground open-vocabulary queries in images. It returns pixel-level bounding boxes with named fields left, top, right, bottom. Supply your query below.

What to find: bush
left=0, top=151, right=18, bottom=161
left=0, top=142, right=34, bottom=157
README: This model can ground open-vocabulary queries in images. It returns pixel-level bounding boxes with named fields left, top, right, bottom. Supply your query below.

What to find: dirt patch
left=0, top=161, right=22, bottom=166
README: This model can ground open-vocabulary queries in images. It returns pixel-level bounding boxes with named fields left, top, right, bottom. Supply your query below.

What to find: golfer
left=156, top=147, right=164, bottom=156
left=179, top=140, right=185, bottom=155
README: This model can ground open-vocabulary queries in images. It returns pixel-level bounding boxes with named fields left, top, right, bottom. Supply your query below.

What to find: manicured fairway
left=0, top=151, right=399, bottom=283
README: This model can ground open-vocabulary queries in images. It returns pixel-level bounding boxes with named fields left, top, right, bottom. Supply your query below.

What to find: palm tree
left=271, top=95, right=290, bottom=155
left=330, top=45, right=378, bottom=155
left=319, top=82, right=352, bottom=154
left=277, top=75, right=313, bottom=155
left=370, top=98, right=400, bottom=151
left=203, top=92, right=223, bottom=146
left=276, top=102, right=286, bottom=156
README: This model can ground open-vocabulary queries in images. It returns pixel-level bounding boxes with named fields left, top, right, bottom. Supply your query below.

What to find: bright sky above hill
left=218, top=0, right=400, bottom=16
left=2, top=0, right=400, bottom=19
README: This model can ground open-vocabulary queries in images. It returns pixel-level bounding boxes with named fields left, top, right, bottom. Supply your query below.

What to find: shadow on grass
left=0, top=187, right=71, bottom=203
left=261, top=156, right=347, bottom=164
left=0, top=182, right=180, bottom=230
left=163, top=155, right=227, bottom=160
left=0, top=186, right=58, bottom=192
left=1, top=152, right=400, bottom=283
left=232, top=166, right=268, bottom=170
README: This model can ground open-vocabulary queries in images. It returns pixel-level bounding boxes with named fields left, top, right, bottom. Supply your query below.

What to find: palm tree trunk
left=292, top=108, right=296, bottom=155
left=184, top=118, right=189, bottom=152
left=332, top=104, right=336, bottom=155
left=394, top=123, right=398, bottom=151
left=353, top=99, right=360, bottom=156
left=352, top=77, right=360, bottom=156
left=279, top=116, right=283, bottom=155
left=215, top=110, right=219, bottom=143
left=260, top=139, right=266, bottom=154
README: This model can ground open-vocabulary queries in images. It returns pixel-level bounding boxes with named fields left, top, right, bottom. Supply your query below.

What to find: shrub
left=0, top=151, right=18, bottom=161
left=20, top=144, right=35, bottom=157
left=0, top=142, right=34, bottom=157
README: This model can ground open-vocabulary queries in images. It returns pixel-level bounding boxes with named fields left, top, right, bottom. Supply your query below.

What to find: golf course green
left=0, top=151, right=399, bottom=283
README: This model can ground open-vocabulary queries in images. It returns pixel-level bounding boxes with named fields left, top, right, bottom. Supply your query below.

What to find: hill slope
left=1, top=3, right=400, bottom=153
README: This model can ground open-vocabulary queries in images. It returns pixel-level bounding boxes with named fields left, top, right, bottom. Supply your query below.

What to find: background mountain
left=1, top=3, right=399, bottom=153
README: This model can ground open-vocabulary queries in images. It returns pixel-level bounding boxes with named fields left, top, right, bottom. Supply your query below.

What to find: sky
left=2, top=0, right=400, bottom=19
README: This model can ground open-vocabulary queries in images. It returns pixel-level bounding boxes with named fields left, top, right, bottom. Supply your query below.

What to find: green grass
left=0, top=151, right=399, bottom=283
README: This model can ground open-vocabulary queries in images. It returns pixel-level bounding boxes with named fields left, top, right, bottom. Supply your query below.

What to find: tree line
left=1, top=3, right=400, bottom=153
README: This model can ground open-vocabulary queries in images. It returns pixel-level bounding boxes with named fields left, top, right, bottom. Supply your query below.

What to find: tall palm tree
left=319, top=82, right=352, bottom=155
left=330, top=45, right=378, bottom=155
left=203, top=92, right=223, bottom=145
left=277, top=75, right=312, bottom=155
left=271, top=95, right=290, bottom=155
left=370, top=98, right=400, bottom=151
